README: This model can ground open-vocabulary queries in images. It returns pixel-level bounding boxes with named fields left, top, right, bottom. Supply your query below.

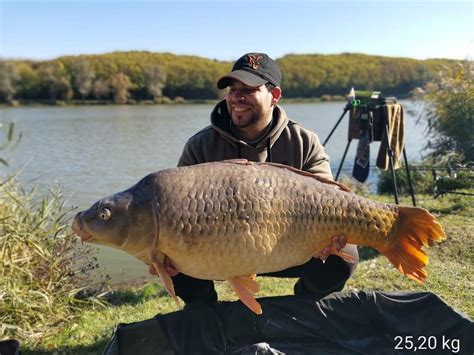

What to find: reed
left=0, top=178, right=102, bottom=344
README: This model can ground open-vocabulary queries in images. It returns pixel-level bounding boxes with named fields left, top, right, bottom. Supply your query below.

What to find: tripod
left=323, top=102, right=417, bottom=206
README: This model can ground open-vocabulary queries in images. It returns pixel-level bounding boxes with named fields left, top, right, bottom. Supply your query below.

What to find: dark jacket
left=178, top=100, right=333, bottom=180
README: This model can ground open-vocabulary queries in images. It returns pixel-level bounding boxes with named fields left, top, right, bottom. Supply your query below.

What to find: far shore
left=0, top=93, right=415, bottom=108
left=0, top=96, right=349, bottom=108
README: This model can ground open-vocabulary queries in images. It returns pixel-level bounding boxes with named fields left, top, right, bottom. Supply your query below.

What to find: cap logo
left=247, top=54, right=263, bottom=70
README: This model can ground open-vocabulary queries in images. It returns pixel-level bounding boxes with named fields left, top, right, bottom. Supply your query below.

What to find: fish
left=72, top=160, right=446, bottom=315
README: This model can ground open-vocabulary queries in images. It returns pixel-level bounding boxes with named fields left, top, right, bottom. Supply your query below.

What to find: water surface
left=1, top=102, right=426, bottom=282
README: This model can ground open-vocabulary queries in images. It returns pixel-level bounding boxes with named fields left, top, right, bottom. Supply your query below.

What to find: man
left=174, top=52, right=358, bottom=306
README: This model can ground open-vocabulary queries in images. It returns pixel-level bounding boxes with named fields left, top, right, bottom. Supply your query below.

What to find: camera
left=348, top=91, right=397, bottom=142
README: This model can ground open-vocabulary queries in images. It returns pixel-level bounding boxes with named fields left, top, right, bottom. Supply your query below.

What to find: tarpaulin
left=103, top=291, right=473, bottom=354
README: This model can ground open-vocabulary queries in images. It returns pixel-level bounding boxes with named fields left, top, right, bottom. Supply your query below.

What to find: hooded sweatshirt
left=178, top=100, right=333, bottom=180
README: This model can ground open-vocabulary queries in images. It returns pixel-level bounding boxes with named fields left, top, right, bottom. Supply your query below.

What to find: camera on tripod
left=323, top=88, right=416, bottom=206
left=348, top=91, right=397, bottom=142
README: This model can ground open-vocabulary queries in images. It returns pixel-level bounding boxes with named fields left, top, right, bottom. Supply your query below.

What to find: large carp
left=72, top=160, right=446, bottom=314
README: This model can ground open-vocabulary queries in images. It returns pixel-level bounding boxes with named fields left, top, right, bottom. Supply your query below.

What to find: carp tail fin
left=378, top=206, right=446, bottom=283
left=228, top=274, right=262, bottom=315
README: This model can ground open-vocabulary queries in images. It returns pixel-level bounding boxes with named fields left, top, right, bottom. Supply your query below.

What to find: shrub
left=412, top=61, right=474, bottom=162
left=156, top=96, right=172, bottom=104
left=433, top=170, right=474, bottom=195
left=0, top=179, right=101, bottom=344
left=377, top=164, right=435, bottom=195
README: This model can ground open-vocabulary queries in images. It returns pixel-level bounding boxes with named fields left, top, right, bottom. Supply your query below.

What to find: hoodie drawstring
left=266, top=138, right=272, bottom=162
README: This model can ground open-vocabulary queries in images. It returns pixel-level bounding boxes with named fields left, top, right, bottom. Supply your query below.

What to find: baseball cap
left=217, top=53, right=282, bottom=89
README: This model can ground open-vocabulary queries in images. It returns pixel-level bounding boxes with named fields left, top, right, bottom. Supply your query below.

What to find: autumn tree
left=0, top=61, right=19, bottom=102
left=109, top=73, right=131, bottom=104
left=92, top=78, right=111, bottom=100
left=143, top=63, right=167, bottom=100
left=70, top=59, right=95, bottom=99
left=0, top=52, right=462, bottom=102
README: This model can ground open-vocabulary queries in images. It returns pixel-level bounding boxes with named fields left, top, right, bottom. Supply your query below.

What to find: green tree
left=37, top=62, right=73, bottom=100
left=414, top=61, right=474, bottom=162
left=1, top=52, right=463, bottom=102
left=15, top=63, right=40, bottom=99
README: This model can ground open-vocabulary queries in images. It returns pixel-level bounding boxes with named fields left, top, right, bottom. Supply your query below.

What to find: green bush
left=413, top=61, right=474, bottom=162
left=377, top=163, right=473, bottom=195
left=433, top=170, right=474, bottom=193
left=377, top=165, right=435, bottom=195
left=0, top=179, right=101, bottom=344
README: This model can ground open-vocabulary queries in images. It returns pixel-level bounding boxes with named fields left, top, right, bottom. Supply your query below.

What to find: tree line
left=0, top=51, right=462, bottom=103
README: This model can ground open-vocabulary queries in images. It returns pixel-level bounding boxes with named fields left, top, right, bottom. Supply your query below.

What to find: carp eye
left=99, top=208, right=111, bottom=221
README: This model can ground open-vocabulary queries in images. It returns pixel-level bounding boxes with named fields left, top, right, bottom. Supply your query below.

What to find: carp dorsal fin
left=219, top=160, right=352, bottom=193
left=261, top=162, right=352, bottom=192
left=220, top=158, right=252, bottom=165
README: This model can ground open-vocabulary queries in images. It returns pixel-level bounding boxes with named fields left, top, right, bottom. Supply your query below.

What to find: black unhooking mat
left=103, top=291, right=473, bottom=355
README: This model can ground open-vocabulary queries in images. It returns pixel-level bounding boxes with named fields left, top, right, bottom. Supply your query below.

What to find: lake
left=0, top=101, right=427, bottom=282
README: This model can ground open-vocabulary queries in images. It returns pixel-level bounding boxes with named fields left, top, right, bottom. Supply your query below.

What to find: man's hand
left=315, top=235, right=348, bottom=262
left=148, top=256, right=179, bottom=276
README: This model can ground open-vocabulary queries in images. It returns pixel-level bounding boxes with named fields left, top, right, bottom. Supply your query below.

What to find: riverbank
left=0, top=95, right=349, bottom=108
left=20, top=192, right=473, bottom=354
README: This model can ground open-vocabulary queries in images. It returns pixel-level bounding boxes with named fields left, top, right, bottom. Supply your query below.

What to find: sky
left=0, top=0, right=472, bottom=61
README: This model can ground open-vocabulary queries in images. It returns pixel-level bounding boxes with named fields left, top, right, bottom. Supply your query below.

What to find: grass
left=346, top=193, right=473, bottom=317
left=10, top=192, right=474, bottom=354
left=0, top=179, right=103, bottom=348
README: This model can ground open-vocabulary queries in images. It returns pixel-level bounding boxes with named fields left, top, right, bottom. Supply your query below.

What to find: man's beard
left=232, top=104, right=273, bottom=129
left=233, top=112, right=259, bottom=128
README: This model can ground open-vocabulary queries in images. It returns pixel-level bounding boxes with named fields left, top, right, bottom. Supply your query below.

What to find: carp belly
left=154, top=162, right=371, bottom=279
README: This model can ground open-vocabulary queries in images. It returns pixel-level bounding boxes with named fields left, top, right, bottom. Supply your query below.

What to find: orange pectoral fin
left=151, top=255, right=182, bottom=308
left=329, top=248, right=358, bottom=263
left=228, top=275, right=262, bottom=315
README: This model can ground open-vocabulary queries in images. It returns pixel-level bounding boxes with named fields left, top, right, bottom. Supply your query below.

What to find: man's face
left=225, top=80, right=280, bottom=136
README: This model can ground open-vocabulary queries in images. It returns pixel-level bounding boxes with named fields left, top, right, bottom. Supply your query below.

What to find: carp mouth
left=72, top=218, right=94, bottom=243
